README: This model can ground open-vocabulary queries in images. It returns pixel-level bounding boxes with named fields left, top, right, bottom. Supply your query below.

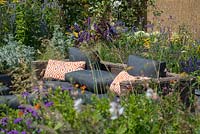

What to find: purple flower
left=21, top=92, right=30, bottom=98
left=0, top=128, right=6, bottom=133
left=94, top=23, right=98, bottom=30
left=18, top=106, right=38, bottom=117
left=25, top=107, right=38, bottom=117
left=0, top=117, right=8, bottom=126
left=86, top=17, right=91, bottom=28
left=7, top=130, right=19, bottom=134
left=74, top=23, right=81, bottom=32
left=44, top=101, right=54, bottom=107
left=26, top=119, right=32, bottom=129
left=33, top=86, right=39, bottom=91
left=21, top=131, right=26, bottom=134
left=85, top=32, right=90, bottom=41
left=109, top=26, right=117, bottom=35
left=14, top=118, right=23, bottom=124
left=180, top=57, right=200, bottom=73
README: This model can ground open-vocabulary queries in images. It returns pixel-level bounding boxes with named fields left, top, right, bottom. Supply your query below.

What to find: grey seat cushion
left=69, top=47, right=106, bottom=70
left=44, top=81, right=73, bottom=90
left=0, top=95, right=19, bottom=109
left=0, top=86, right=10, bottom=95
left=127, top=55, right=166, bottom=78
left=0, top=74, right=12, bottom=86
left=65, top=70, right=116, bottom=93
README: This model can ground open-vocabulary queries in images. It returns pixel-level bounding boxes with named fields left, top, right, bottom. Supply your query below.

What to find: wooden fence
left=147, top=0, right=200, bottom=39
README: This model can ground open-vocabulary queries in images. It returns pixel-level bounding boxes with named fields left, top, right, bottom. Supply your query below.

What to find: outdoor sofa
left=0, top=47, right=196, bottom=108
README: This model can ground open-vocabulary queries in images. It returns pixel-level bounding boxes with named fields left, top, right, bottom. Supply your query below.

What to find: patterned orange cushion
left=110, top=71, right=149, bottom=95
left=43, top=60, right=86, bottom=80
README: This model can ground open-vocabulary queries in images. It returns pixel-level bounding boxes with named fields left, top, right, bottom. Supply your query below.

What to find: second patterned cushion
left=110, top=71, right=150, bottom=96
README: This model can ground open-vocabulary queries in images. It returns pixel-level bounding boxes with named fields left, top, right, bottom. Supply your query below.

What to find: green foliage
left=0, top=34, right=35, bottom=73
left=15, top=0, right=42, bottom=48
left=37, top=25, right=68, bottom=60
left=58, top=0, right=156, bottom=27
left=11, top=61, right=37, bottom=94
left=0, top=0, right=62, bottom=49
left=0, top=87, right=200, bottom=133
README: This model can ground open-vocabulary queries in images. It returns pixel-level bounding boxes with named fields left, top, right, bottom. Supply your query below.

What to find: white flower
left=146, top=88, right=154, bottom=99
left=74, top=98, right=83, bottom=112
left=113, top=0, right=122, bottom=8
left=146, top=88, right=159, bottom=100
left=134, top=31, right=150, bottom=38
left=151, top=31, right=160, bottom=36
left=109, top=102, right=124, bottom=120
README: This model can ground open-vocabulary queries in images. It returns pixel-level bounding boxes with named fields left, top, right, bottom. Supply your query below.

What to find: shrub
left=0, top=34, right=35, bottom=73
left=37, top=25, right=68, bottom=60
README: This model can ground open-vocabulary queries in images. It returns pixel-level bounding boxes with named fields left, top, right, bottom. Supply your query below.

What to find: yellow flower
left=80, top=85, right=87, bottom=94
left=73, top=31, right=79, bottom=38
left=65, top=32, right=71, bottom=35
left=180, top=72, right=188, bottom=78
left=143, top=38, right=151, bottom=49
left=170, top=32, right=180, bottom=43
left=0, top=0, right=6, bottom=5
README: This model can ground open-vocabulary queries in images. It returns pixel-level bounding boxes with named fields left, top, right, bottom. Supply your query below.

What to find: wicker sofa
left=0, top=47, right=197, bottom=109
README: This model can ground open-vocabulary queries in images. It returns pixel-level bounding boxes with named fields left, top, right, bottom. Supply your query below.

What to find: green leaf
left=54, top=122, right=63, bottom=130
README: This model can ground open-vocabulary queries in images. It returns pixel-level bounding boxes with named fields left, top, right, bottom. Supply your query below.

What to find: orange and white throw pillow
left=43, top=59, right=86, bottom=80
left=110, top=71, right=149, bottom=95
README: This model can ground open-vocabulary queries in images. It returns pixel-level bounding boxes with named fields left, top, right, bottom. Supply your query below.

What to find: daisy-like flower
left=146, top=88, right=159, bottom=100
left=146, top=88, right=154, bottom=99
left=74, top=98, right=83, bottom=112
left=109, top=102, right=124, bottom=120
left=113, top=0, right=122, bottom=8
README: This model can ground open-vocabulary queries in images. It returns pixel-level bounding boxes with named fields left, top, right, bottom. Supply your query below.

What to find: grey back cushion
left=65, top=70, right=116, bottom=94
left=127, top=55, right=166, bottom=78
left=69, top=47, right=102, bottom=70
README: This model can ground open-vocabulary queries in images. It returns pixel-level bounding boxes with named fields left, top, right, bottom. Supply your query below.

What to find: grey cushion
left=69, top=47, right=105, bottom=70
left=127, top=55, right=166, bottom=78
left=0, top=95, right=19, bottom=109
left=65, top=70, right=116, bottom=93
left=44, top=81, right=73, bottom=90
left=0, top=74, right=11, bottom=86
left=0, top=86, right=10, bottom=95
